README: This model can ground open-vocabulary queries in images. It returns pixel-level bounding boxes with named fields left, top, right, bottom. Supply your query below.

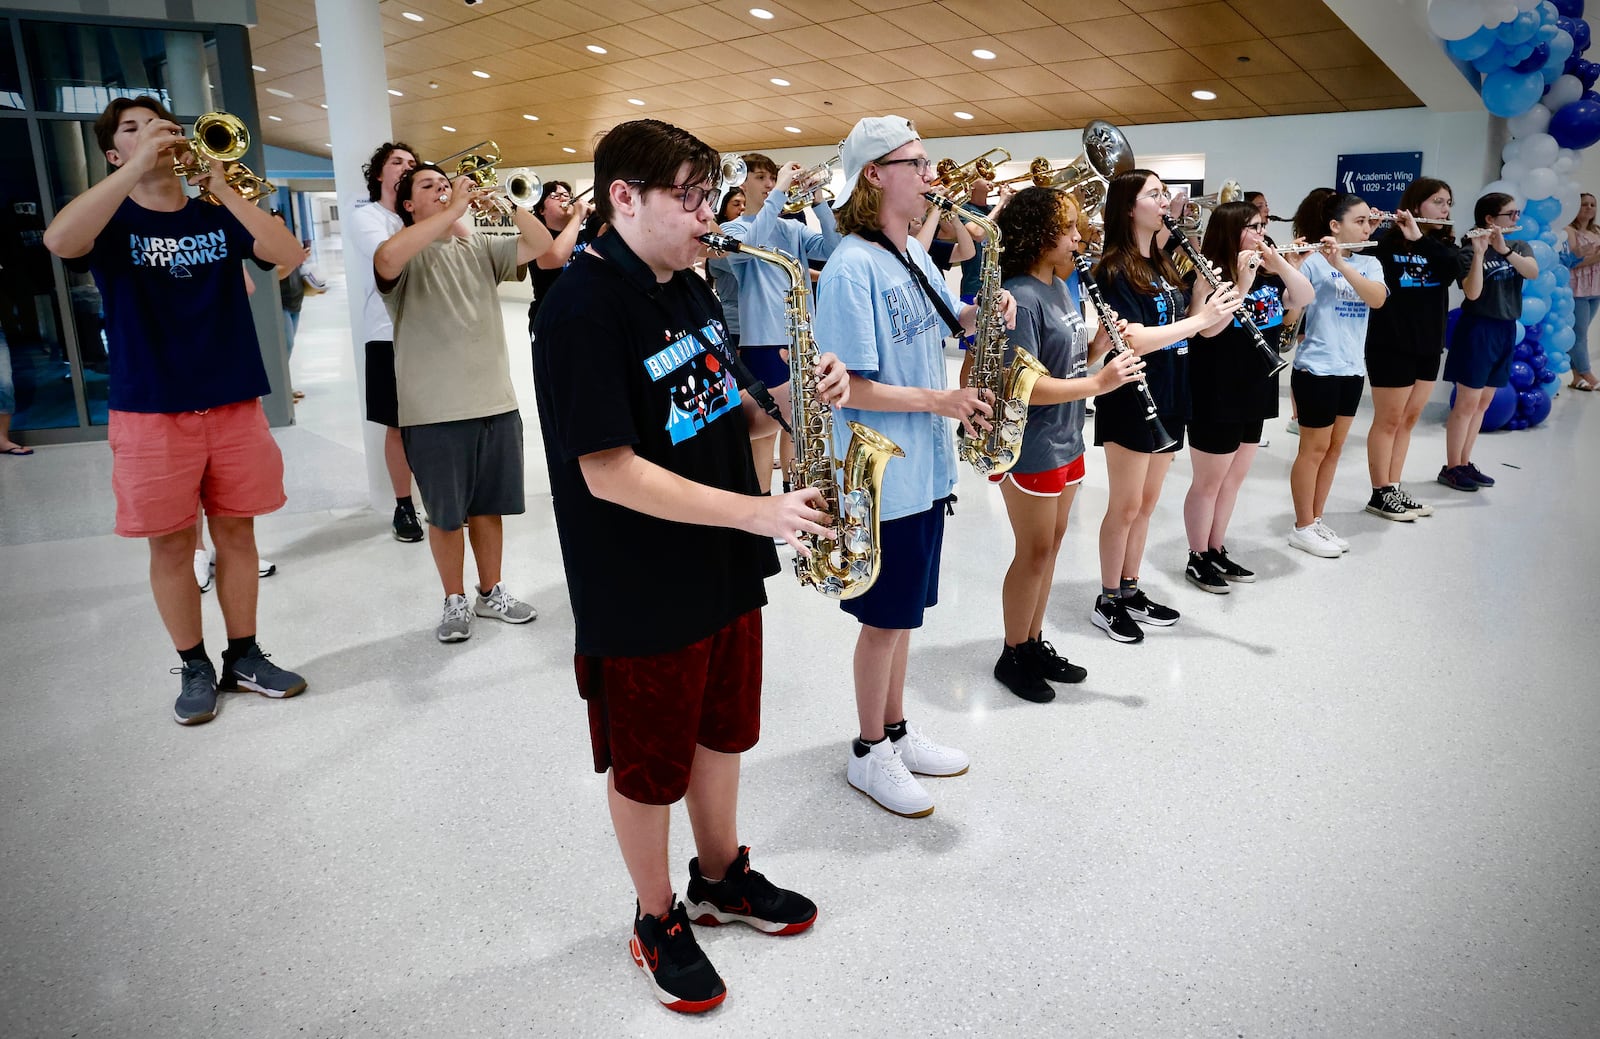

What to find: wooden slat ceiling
left=247, top=0, right=1419, bottom=167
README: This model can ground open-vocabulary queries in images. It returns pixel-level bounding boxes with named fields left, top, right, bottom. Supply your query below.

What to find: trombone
left=1177, top=179, right=1243, bottom=232
left=562, top=184, right=595, bottom=212
left=437, top=139, right=518, bottom=215
left=782, top=155, right=840, bottom=214
left=171, top=111, right=275, bottom=205
left=930, top=148, right=1010, bottom=203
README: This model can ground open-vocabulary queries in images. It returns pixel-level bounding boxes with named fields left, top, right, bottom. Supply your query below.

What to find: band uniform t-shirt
left=813, top=234, right=960, bottom=522
left=346, top=200, right=404, bottom=344
left=1458, top=240, right=1533, bottom=321
left=531, top=230, right=779, bottom=659
left=1004, top=273, right=1089, bottom=472
left=1189, top=271, right=1285, bottom=424
left=1366, top=231, right=1463, bottom=356
left=379, top=233, right=521, bottom=427
left=1295, top=252, right=1385, bottom=377
left=67, top=197, right=274, bottom=414
left=1094, top=267, right=1190, bottom=421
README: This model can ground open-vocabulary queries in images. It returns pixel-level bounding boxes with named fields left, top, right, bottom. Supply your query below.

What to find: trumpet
left=782, top=155, right=840, bottom=214
left=1274, top=239, right=1381, bottom=255
left=931, top=147, right=1010, bottom=203
left=503, top=167, right=542, bottom=209
left=720, top=153, right=749, bottom=189
left=438, top=139, right=516, bottom=215
left=171, top=111, right=275, bottom=205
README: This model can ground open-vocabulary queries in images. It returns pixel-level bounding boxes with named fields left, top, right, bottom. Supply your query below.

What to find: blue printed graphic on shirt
left=1240, top=282, right=1284, bottom=330
left=1153, top=279, right=1188, bottom=354
left=1391, top=251, right=1440, bottom=290
left=1480, top=249, right=1520, bottom=283
left=883, top=280, right=942, bottom=344
left=646, top=320, right=743, bottom=445
left=127, top=229, right=230, bottom=278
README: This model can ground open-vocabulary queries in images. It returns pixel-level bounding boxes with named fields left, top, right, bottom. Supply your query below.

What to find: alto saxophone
left=699, top=233, right=904, bottom=599
left=925, top=193, right=1047, bottom=475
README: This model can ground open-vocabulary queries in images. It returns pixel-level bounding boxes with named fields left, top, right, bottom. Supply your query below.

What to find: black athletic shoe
left=172, top=660, right=219, bottom=726
left=1364, top=486, right=1416, bottom=522
left=685, top=846, right=818, bottom=935
left=393, top=503, right=424, bottom=543
left=630, top=901, right=727, bottom=1014
left=1026, top=637, right=1087, bottom=684
left=1203, top=546, right=1255, bottom=583
left=1120, top=589, right=1179, bottom=626
left=1184, top=551, right=1231, bottom=594
left=993, top=644, right=1056, bottom=702
left=1091, top=594, right=1144, bottom=643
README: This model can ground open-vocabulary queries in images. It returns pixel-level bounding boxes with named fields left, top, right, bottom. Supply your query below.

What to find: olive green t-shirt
left=380, top=233, right=521, bottom=426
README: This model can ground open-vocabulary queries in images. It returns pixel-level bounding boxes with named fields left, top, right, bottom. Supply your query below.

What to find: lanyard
left=858, top=229, right=963, bottom=336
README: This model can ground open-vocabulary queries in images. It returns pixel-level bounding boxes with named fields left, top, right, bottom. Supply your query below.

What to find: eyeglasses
left=1496, top=209, right=1521, bottom=219
left=875, top=157, right=935, bottom=174
left=1138, top=188, right=1173, bottom=202
left=1244, top=222, right=1268, bottom=232
left=625, top=179, right=717, bottom=212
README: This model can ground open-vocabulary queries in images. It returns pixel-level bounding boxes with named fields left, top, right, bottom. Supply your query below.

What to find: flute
left=1072, top=254, right=1177, bottom=452
left=1161, top=214, right=1287, bottom=376
left=1275, top=239, right=1380, bottom=255
left=1463, top=224, right=1522, bottom=239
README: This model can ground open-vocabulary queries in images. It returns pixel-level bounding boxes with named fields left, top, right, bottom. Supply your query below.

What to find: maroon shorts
left=574, top=609, right=762, bottom=805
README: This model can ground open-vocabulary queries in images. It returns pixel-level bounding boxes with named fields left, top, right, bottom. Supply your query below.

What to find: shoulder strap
left=858, top=229, right=963, bottom=336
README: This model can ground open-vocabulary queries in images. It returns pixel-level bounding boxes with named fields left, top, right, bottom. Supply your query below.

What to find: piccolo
left=1275, top=240, right=1380, bottom=256
left=1072, top=254, right=1177, bottom=451
left=1161, top=214, right=1287, bottom=376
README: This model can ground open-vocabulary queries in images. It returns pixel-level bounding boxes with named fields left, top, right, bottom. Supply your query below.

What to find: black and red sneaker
left=685, top=846, right=818, bottom=936
left=629, top=900, right=726, bottom=1014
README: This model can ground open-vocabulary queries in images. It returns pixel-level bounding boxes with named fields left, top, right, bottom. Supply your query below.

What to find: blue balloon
left=1507, top=11, right=1543, bottom=44
left=1559, top=15, right=1578, bottom=37
left=1515, top=321, right=1528, bottom=344
left=1451, top=25, right=1500, bottom=61
left=1523, top=388, right=1554, bottom=424
left=1576, top=18, right=1593, bottom=52
left=1580, top=58, right=1600, bottom=86
left=1507, top=215, right=1541, bottom=240
left=1528, top=196, right=1563, bottom=224
left=1487, top=384, right=1520, bottom=430
left=1515, top=342, right=1534, bottom=360
left=1540, top=375, right=1561, bottom=398
left=1554, top=0, right=1585, bottom=19
left=1476, top=43, right=1513, bottom=73
left=1551, top=27, right=1578, bottom=65
left=1531, top=350, right=1550, bottom=368
left=1524, top=294, right=1552, bottom=324
left=1552, top=325, right=1577, bottom=350
left=1550, top=95, right=1600, bottom=147
left=1511, top=360, right=1538, bottom=388
left=1516, top=42, right=1553, bottom=71
left=1446, top=306, right=1463, bottom=345
left=1555, top=264, right=1573, bottom=286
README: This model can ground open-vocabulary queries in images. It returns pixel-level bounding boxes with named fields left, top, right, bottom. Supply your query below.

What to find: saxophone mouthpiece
left=698, top=232, right=741, bottom=253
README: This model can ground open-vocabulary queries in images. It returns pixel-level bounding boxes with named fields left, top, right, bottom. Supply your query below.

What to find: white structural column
left=315, top=0, right=396, bottom=510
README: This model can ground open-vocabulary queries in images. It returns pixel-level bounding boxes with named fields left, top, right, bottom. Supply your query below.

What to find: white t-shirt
left=346, top=200, right=404, bottom=343
left=1295, top=252, right=1386, bottom=377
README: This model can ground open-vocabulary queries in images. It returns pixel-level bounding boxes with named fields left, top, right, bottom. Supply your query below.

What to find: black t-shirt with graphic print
left=531, top=229, right=779, bottom=658
left=1095, top=268, right=1191, bottom=420
left=1187, top=271, right=1284, bottom=424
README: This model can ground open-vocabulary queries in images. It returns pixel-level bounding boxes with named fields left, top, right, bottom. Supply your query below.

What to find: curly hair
left=997, top=187, right=1078, bottom=281
left=362, top=141, right=419, bottom=203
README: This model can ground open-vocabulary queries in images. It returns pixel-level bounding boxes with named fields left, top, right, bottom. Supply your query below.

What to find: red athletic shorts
left=986, top=453, right=1086, bottom=497
left=108, top=400, right=286, bottom=538
left=574, top=609, right=762, bottom=805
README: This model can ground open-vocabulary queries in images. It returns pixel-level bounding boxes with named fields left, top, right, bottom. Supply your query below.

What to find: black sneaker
left=1184, top=551, right=1231, bottom=594
left=1120, top=589, right=1179, bottom=626
left=1203, top=546, right=1255, bottom=583
left=1462, top=462, right=1496, bottom=487
left=1025, top=637, right=1087, bottom=684
left=1091, top=594, right=1144, bottom=643
left=172, top=660, right=219, bottom=726
left=685, top=846, right=818, bottom=935
left=629, top=900, right=727, bottom=1013
left=1438, top=465, right=1478, bottom=492
left=393, top=503, right=424, bottom=543
left=1364, top=486, right=1415, bottom=522
left=993, top=644, right=1055, bottom=702
left=218, top=643, right=307, bottom=698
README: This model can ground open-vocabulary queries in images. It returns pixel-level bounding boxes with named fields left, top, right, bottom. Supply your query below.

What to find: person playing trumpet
left=526, top=180, right=596, bottom=333
left=374, top=164, right=554, bottom=642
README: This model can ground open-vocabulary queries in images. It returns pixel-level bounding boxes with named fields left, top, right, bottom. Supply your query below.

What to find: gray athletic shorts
left=400, top=410, right=525, bottom=531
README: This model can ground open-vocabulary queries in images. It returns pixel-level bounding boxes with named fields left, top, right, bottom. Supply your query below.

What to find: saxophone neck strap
left=859, top=229, right=964, bottom=337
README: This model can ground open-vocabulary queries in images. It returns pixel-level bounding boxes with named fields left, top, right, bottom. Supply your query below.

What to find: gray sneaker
left=437, top=593, right=473, bottom=642
left=474, top=582, right=537, bottom=624
left=219, top=643, right=307, bottom=698
left=173, top=659, right=219, bottom=725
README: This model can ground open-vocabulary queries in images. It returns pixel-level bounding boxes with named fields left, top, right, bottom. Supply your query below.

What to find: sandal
left=1572, top=379, right=1596, bottom=392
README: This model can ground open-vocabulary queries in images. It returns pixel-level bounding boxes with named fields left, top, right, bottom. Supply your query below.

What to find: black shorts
left=1443, top=314, right=1517, bottom=389
left=1366, top=347, right=1443, bottom=388
left=840, top=502, right=946, bottom=630
left=1187, top=418, right=1264, bottom=455
left=1290, top=369, right=1365, bottom=428
left=740, top=345, right=790, bottom=388
left=1093, top=401, right=1185, bottom=454
left=365, top=340, right=400, bottom=428
left=400, top=410, right=526, bottom=531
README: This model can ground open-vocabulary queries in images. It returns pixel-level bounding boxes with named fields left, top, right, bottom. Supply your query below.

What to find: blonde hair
left=835, top=179, right=887, bottom=238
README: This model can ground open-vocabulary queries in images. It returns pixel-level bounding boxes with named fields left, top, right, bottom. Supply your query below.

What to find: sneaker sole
left=1437, top=476, right=1478, bottom=492
left=220, top=678, right=306, bottom=699
left=1185, top=573, right=1231, bottom=594
left=1289, top=538, right=1342, bottom=558
left=473, top=606, right=537, bottom=624
left=393, top=531, right=424, bottom=543
left=1406, top=506, right=1435, bottom=517
left=173, top=707, right=217, bottom=725
left=437, top=629, right=471, bottom=643
left=628, top=936, right=726, bottom=1013
left=994, top=669, right=1056, bottom=702
left=847, top=777, right=935, bottom=818
left=1090, top=609, right=1144, bottom=644
left=685, top=901, right=818, bottom=936
left=1364, top=505, right=1415, bottom=522
left=1218, top=573, right=1256, bottom=584
left=906, top=763, right=969, bottom=777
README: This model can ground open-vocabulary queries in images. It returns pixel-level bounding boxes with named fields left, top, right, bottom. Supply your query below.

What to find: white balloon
left=1481, top=178, right=1524, bottom=203
left=1503, top=138, right=1525, bottom=163
left=1508, top=103, right=1553, bottom=137
left=1482, top=1, right=1517, bottom=29
left=1502, top=158, right=1531, bottom=183
left=1516, top=0, right=1540, bottom=9
left=1558, top=191, right=1582, bottom=227
left=1523, top=165, right=1560, bottom=199
left=1558, top=147, right=1581, bottom=166
left=1429, top=0, right=1492, bottom=39
left=1546, top=74, right=1584, bottom=109
left=1555, top=154, right=1576, bottom=174
left=1521, top=132, right=1560, bottom=168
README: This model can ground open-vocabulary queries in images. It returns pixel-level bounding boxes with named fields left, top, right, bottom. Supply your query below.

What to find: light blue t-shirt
left=1295, top=252, right=1386, bottom=377
left=720, top=192, right=840, bottom=346
left=813, top=234, right=960, bottom=522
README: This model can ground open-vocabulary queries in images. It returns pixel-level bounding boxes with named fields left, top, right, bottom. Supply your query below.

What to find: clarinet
left=1161, top=213, right=1288, bottom=376
left=1073, top=254, right=1177, bottom=452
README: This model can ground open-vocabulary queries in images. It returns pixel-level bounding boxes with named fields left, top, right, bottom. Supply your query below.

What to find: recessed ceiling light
left=387, top=89, right=404, bottom=97
left=314, top=42, right=321, bottom=48
left=402, top=11, right=423, bottom=21
left=1191, top=89, right=1217, bottom=100
left=770, top=77, right=790, bottom=86
left=971, top=48, right=996, bottom=60
left=472, top=70, right=490, bottom=79
left=267, top=115, right=282, bottom=121
left=251, top=64, right=266, bottom=72
left=429, top=82, right=439, bottom=89
left=523, top=113, right=539, bottom=121
left=319, top=103, right=328, bottom=109
left=266, top=88, right=294, bottom=98
left=563, top=147, right=577, bottom=154
left=586, top=44, right=607, bottom=54
left=323, top=143, right=331, bottom=148
left=442, top=125, right=457, bottom=132
left=953, top=111, right=974, bottom=120
left=750, top=8, right=775, bottom=18
left=628, top=98, right=645, bottom=106
left=784, top=125, right=803, bottom=133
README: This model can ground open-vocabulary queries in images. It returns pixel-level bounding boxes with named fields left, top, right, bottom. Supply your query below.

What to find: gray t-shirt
left=1459, top=240, right=1533, bottom=322
left=1004, top=273, right=1088, bottom=473
left=381, top=233, right=521, bottom=427
left=706, top=255, right=740, bottom=337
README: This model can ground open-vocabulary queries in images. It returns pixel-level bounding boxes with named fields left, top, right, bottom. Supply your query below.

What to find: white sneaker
left=1288, top=524, right=1342, bottom=558
left=847, top=739, right=934, bottom=818
left=194, top=549, right=213, bottom=592
left=892, top=722, right=970, bottom=777
left=1312, top=517, right=1349, bottom=552
left=1286, top=419, right=1300, bottom=435
left=473, top=582, right=537, bottom=624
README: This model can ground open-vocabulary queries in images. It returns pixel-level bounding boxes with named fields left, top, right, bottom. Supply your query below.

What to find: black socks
left=221, top=635, right=255, bottom=673
left=178, top=641, right=208, bottom=666
left=396, top=495, right=414, bottom=510
left=883, top=719, right=908, bottom=741
left=852, top=734, right=887, bottom=757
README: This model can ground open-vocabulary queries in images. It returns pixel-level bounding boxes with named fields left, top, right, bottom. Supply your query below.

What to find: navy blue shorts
left=1443, top=314, right=1517, bottom=390
left=740, top=345, right=790, bottom=389
left=840, top=502, right=946, bottom=630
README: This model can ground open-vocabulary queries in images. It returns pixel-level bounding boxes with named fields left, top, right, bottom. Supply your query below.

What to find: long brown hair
left=1571, top=192, right=1598, bottom=234
left=1291, top=187, right=1336, bottom=244
left=1199, top=200, right=1257, bottom=279
left=1093, top=169, right=1183, bottom=295
left=1388, top=176, right=1454, bottom=241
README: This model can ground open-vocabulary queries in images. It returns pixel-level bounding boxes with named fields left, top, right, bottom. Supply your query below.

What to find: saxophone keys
left=844, top=525, right=872, bottom=555
left=842, top=489, right=871, bottom=521
left=999, top=422, right=1024, bottom=446
left=1002, top=398, right=1026, bottom=422
left=847, top=558, right=872, bottom=583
